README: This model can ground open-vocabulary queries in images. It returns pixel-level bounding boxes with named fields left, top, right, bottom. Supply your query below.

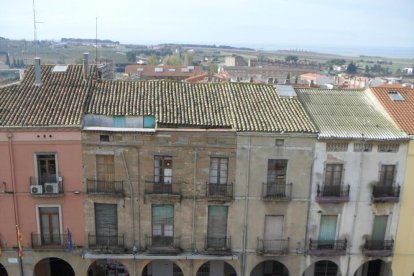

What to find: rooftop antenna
left=32, top=0, right=44, bottom=59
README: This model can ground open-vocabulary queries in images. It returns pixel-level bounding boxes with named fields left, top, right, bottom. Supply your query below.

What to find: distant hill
left=61, top=38, right=120, bottom=44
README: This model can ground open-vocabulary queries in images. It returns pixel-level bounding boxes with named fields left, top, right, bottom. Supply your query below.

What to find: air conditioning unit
left=30, top=185, right=43, bottom=195
left=44, top=183, right=59, bottom=194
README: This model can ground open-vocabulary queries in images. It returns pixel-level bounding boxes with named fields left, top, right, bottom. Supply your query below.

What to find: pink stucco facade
left=0, top=129, right=84, bottom=250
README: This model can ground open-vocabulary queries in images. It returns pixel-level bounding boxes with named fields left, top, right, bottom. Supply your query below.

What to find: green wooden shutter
left=372, top=216, right=388, bottom=241
left=113, top=116, right=126, bottom=128
left=318, top=215, right=337, bottom=241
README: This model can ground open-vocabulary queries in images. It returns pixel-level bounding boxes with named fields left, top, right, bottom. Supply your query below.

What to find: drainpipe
left=345, top=140, right=365, bottom=276
left=136, top=146, right=141, bottom=250
left=304, top=152, right=317, bottom=258
left=191, top=148, right=198, bottom=252
left=121, top=151, right=135, bottom=247
left=241, top=136, right=252, bottom=276
left=7, top=132, right=24, bottom=276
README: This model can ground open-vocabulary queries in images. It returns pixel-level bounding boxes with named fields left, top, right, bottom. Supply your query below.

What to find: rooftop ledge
left=82, top=127, right=156, bottom=132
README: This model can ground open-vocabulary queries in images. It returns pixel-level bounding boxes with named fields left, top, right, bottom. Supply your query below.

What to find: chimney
left=83, top=52, right=89, bottom=79
left=34, top=57, right=42, bottom=86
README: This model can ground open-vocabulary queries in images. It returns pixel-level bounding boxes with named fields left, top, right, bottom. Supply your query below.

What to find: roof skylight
left=388, top=91, right=404, bottom=101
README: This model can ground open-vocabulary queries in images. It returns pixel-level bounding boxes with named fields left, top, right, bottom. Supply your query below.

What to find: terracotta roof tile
left=370, top=87, right=414, bottom=135
left=0, top=65, right=95, bottom=127
left=87, top=80, right=317, bottom=133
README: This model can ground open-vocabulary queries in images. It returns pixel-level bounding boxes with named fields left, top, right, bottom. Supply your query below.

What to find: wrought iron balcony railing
left=362, top=239, right=394, bottom=257
left=262, top=182, right=292, bottom=200
left=86, top=179, right=123, bottom=195
left=145, top=235, right=181, bottom=251
left=309, top=239, right=347, bottom=256
left=205, top=235, right=231, bottom=251
left=372, top=185, right=400, bottom=202
left=206, top=183, right=233, bottom=199
left=257, top=237, right=289, bottom=254
left=31, top=233, right=68, bottom=249
left=88, top=233, right=125, bottom=250
left=145, top=182, right=181, bottom=195
left=316, top=184, right=350, bottom=203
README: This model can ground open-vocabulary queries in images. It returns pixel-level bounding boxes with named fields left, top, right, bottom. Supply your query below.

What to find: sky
left=1, top=0, right=414, bottom=52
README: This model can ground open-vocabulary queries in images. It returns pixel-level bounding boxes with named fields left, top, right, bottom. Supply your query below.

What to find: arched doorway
left=0, top=263, right=8, bottom=276
left=33, top=258, right=74, bottom=276
left=251, top=260, right=288, bottom=276
left=302, top=260, right=341, bottom=276
left=87, top=259, right=129, bottom=276
left=354, top=259, right=391, bottom=276
left=196, top=261, right=237, bottom=276
left=142, top=260, right=183, bottom=276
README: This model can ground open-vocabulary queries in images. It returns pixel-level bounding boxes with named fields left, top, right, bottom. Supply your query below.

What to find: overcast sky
left=1, top=0, right=413, bottom=50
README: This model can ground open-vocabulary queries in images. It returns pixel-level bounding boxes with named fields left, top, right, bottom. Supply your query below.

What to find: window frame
left=154, top=156, right=173, bottom=184
left=267, top=159, right=288, bottom=185
left=379, top=164, right=396, bottom=186
left=33, top=152, right=59, bottom=185
left=209, top=157, right=229, bottom=185
left=35, top=204, right=63, bottom=245
left=324, top=163, right=344, bottom=186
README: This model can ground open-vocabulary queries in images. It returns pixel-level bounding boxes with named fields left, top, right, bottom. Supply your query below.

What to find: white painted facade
left=304, top=140, right=408, bottom=276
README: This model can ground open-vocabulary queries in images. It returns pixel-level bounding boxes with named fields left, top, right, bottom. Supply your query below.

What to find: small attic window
left=52, top=65, right=68, bottom=73
left=388, top=91, right=404, bottom=101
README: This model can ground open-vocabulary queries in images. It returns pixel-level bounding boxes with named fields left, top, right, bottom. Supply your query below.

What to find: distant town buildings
left=125, top=65, right=203, bottom=81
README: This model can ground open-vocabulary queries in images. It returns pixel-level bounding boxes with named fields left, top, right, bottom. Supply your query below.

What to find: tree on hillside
left=5, top=53, right=10, bottom=67
left=346, top=62, right=357, bottom=74
left=285, top=55, right=298, bottom=63
left=183, top=52, right=193, bottom=66
left=326, top=59, right=346, bottom=66
left=147, top=55, right=158, bottom=65
left=163, top=55, right=181, bottom=66
left=126, top=51, right=137, bottom=63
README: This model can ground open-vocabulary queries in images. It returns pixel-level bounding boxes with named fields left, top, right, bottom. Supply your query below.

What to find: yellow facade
left=392, top=138, right=414, bottom=275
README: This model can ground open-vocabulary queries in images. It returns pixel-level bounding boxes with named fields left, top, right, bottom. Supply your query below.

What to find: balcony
left=204, top=236, right=231, bottom=255
left=144, top=182, right=181, bottom=203
left=308, top=239, right=347, bottom=256
left=262, top=182, right=292, bottom=201
left=29, top=176, right=64, bottom=196
left=31, top=233, right=68, bottom=250
left=145, top=235, right=181, bottom=254
left=88, top=233, right=125, bottom=252
left=257, top=237, right=289, bottom=255
left=372, top=185, right=400, bottom=203
left=206, top=183, right=233, bottom=201
left=362, top=239, right=394, bottom=257
left=86, top=179, right=124, bottom=195
left=316, top=184, right=350, bottom=203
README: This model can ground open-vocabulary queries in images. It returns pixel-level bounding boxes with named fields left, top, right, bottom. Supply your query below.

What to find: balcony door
left=379, top=165, right=395, bottom=186
left=209, top=158, right=229, bottom=196
left=152, top=205, right=174, bottom=246
left=95, top=203, right=118, bottom=246
left=154, top=156, right=173, bottom=193
left=324, top=164, right=343, bottom=196
left=207, top=206, right=228, bottom=248
left=96, top=155, right=114, bottom=182
left=267, top=159, right=287, bottom=196
left=39, top=207, right=60, bottom=245
left=37, top=154, right=57, bottom=185
left=318, top=215, right=337, bottom=248
left=264, top=215, right=283, bottom=250
left=372, top=215, right=388, bottom=241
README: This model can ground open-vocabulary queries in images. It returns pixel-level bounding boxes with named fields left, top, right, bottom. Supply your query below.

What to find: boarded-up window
left=113, top=116, right=126, bottom=128
left=354, top=143, right=373, bottom=152
left=96, top=155, right=115, bottom=181
left=152, top=205, right=174, bottom=237
left=265, top=216, right=283, bottom=240
left=379, top=165, right=395, bottom=186
left=325, top=164, right=343, bottom=186
left=378, top=143, right=399, bottom=153
left=207, top=206, right=228, bottom=248
left=154, top=156, right=172, bottom=184
left=318, top=215, right=337, bottom=241
left=209, top=158, right=228, bottom=184
left=95, top=203, right=117, bottom=244
left=267, top=160, right=288, bottom=184
left=39, top=207, right=60, bottom=244
left=372, top=215, right=388, bottom=241
left=144, top=115, right=156, bottom=128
